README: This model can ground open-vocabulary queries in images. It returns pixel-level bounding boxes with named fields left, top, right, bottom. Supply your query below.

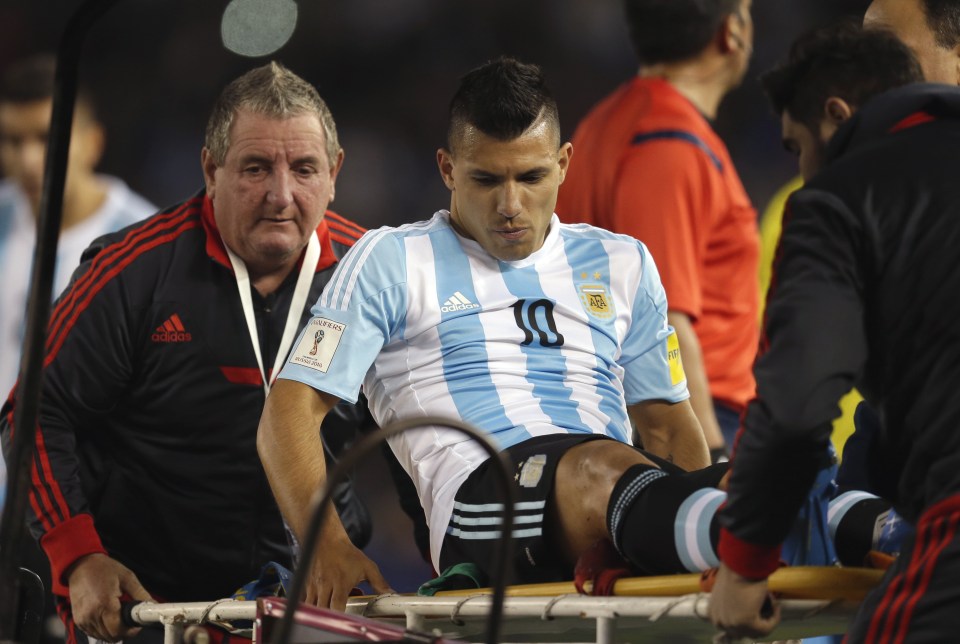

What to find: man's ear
left=719, top=10, right=747, bottom=54
left=200, top=148, right=218, bottom=199
left=824, top=97, right=854, bottom=126
left=557, top=142, right=573, bottom=184
left=327, top=148, right=345, bottom=203
left=437, top=148, right=456, bottom=191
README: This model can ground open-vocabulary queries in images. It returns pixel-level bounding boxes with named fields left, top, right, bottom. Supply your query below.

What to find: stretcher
left=126, top=566, right=883, bottom=644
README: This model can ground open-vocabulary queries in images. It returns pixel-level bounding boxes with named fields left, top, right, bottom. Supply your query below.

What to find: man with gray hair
left=0, top=61, right=378, bottom=642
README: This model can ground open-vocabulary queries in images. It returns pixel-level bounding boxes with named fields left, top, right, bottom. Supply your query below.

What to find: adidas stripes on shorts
left=439, top=433, right=609, bottom=585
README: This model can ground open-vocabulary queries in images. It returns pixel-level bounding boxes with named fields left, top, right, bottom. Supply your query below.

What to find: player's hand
left=305, top=535, right=393, bottom=611
left=66, top=553, right=154, bottom=642
left=708, top=562, right=780, bottom=640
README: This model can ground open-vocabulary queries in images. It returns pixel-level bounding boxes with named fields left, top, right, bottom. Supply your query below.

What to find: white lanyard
left=225, top=233, right=321, bottom=396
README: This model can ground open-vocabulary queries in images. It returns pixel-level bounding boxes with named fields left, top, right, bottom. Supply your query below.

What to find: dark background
left=1, top=0, right=872, bottom=592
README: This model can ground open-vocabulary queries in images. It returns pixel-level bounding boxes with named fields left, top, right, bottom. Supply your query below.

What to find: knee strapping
left=606, top=463, right=667, bottom=547
left=606, top=464, right=725, bottom=575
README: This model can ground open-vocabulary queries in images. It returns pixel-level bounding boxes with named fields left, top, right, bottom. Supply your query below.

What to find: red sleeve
left=610, top=140, right=714, bottom=319
left=40, top=515, right=107, bottom=595
left=718, top=527, right=781, bottom=580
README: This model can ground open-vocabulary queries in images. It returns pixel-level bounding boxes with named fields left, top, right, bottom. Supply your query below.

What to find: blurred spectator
left=0, top=54, right=154, bottom=400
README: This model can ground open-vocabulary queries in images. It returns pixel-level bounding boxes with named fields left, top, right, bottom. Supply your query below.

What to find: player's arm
left=629, top=399, right=710, bottom=471
left=258, top=378, right=391, bottom=610
left=611, top=141, right=727, bottom=453
left=619, top=236, right=709, bottom=471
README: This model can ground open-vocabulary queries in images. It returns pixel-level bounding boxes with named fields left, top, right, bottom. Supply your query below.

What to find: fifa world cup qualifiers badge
left=290, top=318, right=345, bottom=373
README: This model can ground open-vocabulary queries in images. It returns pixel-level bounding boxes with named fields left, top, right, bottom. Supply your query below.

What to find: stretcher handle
left=120, top=600, right=143, bottom=628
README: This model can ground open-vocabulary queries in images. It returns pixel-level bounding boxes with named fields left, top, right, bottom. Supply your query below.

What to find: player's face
left=865, top=0, right=960, bottom=85
left=438, top=118, right=572, bottom=262
left=202, top=109, right=342, bottom=275
left=0, top=98, right=103, bottom=216
left=781, top=112, right=835, bottom=182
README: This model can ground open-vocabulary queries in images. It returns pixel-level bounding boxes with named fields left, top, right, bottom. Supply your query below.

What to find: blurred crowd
left=1, top=0, right=868, bottom=229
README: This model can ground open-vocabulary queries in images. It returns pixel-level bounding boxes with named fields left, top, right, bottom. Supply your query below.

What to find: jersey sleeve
left=619, top=241, right=689, bottom=404
left=718, top=188, right=869, bottom=579
left=610, top=139, right=712, bottom=319
left=0, top=240, right=138, bottom=594
left=279, top=231, right=407, bottom=403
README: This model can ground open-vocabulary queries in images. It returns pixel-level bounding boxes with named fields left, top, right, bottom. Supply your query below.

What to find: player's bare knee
left=557, top=440, right=659, bottom=495
left=552, top=441, right=661, bottom=550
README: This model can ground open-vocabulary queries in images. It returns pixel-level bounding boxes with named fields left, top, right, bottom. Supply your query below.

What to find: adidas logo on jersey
left=441, top=291, right=480, bottom=312
left=151, top=313, right=192, bottom=343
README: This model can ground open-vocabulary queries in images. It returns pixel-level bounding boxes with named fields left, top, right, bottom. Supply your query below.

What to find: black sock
left=606, top=464, right=726, bottom=575
left=829, top=491, right=895, bottom=566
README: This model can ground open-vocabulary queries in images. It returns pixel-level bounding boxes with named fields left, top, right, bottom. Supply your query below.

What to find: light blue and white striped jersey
left=280, top=210, right=687, bottom=568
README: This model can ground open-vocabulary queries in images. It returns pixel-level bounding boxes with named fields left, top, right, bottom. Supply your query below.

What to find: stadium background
left=1, top=0, right=871, bottom=591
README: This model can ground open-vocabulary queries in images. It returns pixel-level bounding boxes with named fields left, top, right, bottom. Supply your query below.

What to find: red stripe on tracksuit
left=7, top=399, right=56, bottom=532
left=45, top=202, right=198, bottom=354
left=330, top=231, right=361, bottom=247
left=45, top=219, right=199, bottom=366
left=864, top=496, right=960, bottom=643
left=894, top=515, right=958, bottom=643
left=23, top=203, right=200, bottom=532
left=32, top=427, right=69, bottom=525
left=220, top=366, right=267, bottom=386
left=28, top=483, right=50, bottom=532
left=326, top=212, right=364, bottom=251
left=326, top=211, right=366, bottom=238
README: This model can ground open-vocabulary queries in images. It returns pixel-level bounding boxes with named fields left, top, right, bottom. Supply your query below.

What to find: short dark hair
left=446, top=56, right=560, bottom=151
left=0, top=54, right=97, bottom=119
left=921, top=0, right=960, bottom=49
left=622, top=0, right=741, bottom=65
left=761, top=21, right=924, bottom=132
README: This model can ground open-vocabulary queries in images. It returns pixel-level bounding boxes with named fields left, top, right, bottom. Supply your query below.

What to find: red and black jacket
left=719, top=84, right=960, bottom=578
left=0, top=191, right=370, bottom=602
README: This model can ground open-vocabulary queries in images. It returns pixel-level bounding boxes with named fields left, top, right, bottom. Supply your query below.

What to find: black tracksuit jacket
left=0, top=192, right=372, bottom=602
left=718, top=84, right=960, bottom=577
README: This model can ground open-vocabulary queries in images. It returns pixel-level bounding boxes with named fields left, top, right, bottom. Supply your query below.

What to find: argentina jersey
left=280, top=210, right=687, bottom=568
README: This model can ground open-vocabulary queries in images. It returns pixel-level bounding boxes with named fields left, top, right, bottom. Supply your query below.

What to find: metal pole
left=0, top=0, right=122, bottom=640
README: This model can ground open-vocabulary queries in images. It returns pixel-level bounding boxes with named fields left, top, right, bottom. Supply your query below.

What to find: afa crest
left=579, top=284, right=614, bottom=319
